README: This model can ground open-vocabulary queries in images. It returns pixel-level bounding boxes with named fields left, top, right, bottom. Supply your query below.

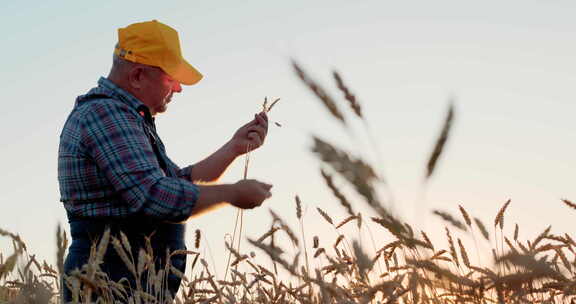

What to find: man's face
left=139, top=66, right=182, bottom=116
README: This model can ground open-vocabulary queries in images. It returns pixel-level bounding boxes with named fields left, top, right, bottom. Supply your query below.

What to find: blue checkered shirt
left=58, top=77, right=198, bottom=221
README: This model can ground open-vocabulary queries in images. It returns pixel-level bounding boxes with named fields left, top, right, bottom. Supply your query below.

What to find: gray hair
left=109, top=53, right=164, bottom=78
left=109, top=54, right=140, bottom=76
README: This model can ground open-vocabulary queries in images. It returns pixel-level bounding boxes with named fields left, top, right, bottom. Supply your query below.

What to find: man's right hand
left=232, top=179, right=273, bottom=209
left=191, top=180, right=273, bottom=218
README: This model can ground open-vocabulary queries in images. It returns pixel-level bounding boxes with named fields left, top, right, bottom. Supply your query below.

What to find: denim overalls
left=62, top=218, right=186, bottom=302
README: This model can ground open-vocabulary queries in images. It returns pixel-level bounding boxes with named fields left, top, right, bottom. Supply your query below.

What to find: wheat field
left=1, top=63, right=575, bottom=304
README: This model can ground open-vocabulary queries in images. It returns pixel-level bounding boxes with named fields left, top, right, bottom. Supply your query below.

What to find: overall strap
left=77, top=94, right=169, bottom=176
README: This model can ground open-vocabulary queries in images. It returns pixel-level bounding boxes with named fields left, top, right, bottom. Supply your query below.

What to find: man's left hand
left=230, top=112, right=268, bottom=156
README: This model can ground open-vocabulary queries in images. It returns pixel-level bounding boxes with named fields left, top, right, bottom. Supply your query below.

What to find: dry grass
left=425, top=101, right=454, bottom=180
left=3, top=205, right=576, bottom=303
left=2, top=64, right=575, bottom=303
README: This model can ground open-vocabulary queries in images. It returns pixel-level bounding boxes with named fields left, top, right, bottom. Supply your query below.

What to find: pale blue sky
left=1, top=1, right=576, bottom=275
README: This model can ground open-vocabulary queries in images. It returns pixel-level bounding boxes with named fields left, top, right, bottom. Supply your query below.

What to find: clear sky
left=1, top=0, right=576, bottom=276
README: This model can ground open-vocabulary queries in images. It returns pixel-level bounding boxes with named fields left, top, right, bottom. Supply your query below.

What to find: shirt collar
left=97, top=77, right=144, bottom=109
left=95, top=77, right=154, bottom=124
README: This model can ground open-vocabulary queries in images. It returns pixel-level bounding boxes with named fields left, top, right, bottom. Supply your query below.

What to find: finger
left=246, top=124, right=264, bottom=132
left=246, top=126, right=267, bottom=140
left=258, top=112, right=269, bottom=123
left=257, top=192, right=271, bottom=206
left=244, top=114, right=259, bottom=127
left=256, top=113, right=268, bottom=129
left=249, top=125, right=267, bottom=137
left=249, top=115, right=259, bottom=126
left=248, top=131, right=260, bottom=140
left=240, top=120, right=257, bottom=133
left=249, top=134, right=263, bottom=147
left=248, top=131, right=263, bottom=144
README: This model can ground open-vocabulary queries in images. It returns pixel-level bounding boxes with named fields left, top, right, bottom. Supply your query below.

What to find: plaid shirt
left=58, top=77, right=198, bottom=221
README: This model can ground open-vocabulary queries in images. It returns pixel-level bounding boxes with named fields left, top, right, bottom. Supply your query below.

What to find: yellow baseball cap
left=114, top=20, right=203, bottom=85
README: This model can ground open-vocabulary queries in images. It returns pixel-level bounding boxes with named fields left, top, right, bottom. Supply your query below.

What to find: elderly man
left=58, top=20, right=272, bottom=302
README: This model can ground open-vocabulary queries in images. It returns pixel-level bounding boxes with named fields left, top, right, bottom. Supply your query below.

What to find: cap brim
left=166, top=59, right=203, bottom=85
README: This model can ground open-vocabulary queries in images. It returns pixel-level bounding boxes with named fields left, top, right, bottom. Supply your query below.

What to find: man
left=58, top=20, right=272, bottom=302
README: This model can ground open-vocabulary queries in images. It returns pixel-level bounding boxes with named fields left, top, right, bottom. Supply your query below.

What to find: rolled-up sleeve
left=177, top=165, right=193, bottom=181
left=80, top=101, right=198, bottom=221
left=163, top=156, right=194, bottom=182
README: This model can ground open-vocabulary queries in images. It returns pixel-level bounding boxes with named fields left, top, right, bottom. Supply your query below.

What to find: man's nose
left=173, top=81, right=182, bottom=93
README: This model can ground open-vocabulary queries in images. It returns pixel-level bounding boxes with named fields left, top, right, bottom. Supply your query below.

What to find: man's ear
left=128, top=66, right=145, bottom=89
